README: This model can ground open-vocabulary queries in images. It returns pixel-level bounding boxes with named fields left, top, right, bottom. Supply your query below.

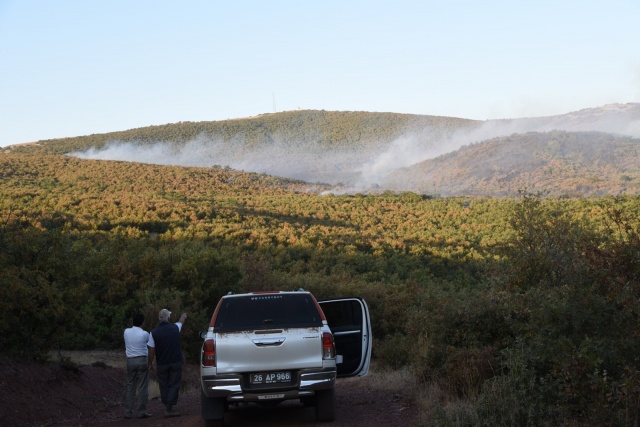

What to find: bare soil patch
left=0, top=351, right=418, bottom=426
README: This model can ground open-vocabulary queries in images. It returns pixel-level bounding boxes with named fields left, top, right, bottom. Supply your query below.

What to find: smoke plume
left=70, top=103, right=640, bottom=191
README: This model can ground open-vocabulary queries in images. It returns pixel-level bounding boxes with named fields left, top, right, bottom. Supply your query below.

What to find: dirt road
left=84, top=377, right=415, bottom=427
left=0, top=351, right=418, bottom=427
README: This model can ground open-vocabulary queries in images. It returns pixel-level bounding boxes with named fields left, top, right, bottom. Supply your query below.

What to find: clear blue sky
left=1, top=0, right=639, bottom=147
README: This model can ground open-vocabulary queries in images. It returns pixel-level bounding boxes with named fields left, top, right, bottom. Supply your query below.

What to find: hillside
left=2, top=142, right=640, bottom=425
left=385, top=130, right=640, bottom=197
left=3, top=104, right=639, bottom=197
left=2, top=110, right=477, bottom=156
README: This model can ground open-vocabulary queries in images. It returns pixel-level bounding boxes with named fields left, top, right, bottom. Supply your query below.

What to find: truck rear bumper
left=202, top=368, right=336, bottom=401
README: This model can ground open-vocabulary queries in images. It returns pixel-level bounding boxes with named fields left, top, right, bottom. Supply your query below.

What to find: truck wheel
left=201, top=390, right=225, bottom=426
left=315, top=389, right=336, bottom=422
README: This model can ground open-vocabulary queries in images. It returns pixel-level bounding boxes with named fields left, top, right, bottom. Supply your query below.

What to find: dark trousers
left=156, top=362, right=182, bottom=408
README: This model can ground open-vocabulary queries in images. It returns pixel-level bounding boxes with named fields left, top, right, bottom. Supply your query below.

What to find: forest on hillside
left=387, top=130, right=640, bottom=197
left=4, top=108, right=639, bottom=198
left=1, top=151, right=640, bottom=425
left=3, top=110, right=477, bottom=156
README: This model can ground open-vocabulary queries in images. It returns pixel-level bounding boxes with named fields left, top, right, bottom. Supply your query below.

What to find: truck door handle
left=252, top=338, right=286, bottom=347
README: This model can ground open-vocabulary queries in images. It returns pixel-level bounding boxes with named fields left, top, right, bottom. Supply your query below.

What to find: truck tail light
left=202, top=338, right=216, bottom=367
left=322, top=332, right=336, bottom=360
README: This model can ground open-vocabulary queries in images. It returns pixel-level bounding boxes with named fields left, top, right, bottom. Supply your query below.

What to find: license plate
left=250, top=371, right=292, bottom=384
left=258, top=394, right=285, bottom=400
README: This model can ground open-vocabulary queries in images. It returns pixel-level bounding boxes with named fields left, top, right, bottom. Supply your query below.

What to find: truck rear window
left=213, top=293, right=323, bottom=332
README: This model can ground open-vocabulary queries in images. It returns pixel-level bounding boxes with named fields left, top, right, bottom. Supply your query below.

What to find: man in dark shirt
left=148, top=308, right=187, bottom=418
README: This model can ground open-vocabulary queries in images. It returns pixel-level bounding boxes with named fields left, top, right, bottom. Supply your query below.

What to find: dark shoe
left=138, top=412, right=152, bottom=418
left=124, top=414, right=133, bottom=419
left=163, top=410, right=181, bottom=418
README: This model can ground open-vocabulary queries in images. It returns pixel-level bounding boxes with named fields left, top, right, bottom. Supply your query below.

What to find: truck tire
left=315, top=388, right=336, bottom=422
left=201, top=390, right=225, bottom=426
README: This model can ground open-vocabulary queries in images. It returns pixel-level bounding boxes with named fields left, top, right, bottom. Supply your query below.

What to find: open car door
left=319, top=297, right=372, bottom=377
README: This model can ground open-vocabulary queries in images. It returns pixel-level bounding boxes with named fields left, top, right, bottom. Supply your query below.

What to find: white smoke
left=70, top=104, right=640, bottom=191
left=71, top=135, right=216, bottom=167
left=70, top=133, right=364, bottom=184
left=355, top=121, right=537, bottom=186
left=358, top=135, right=423, bottom=186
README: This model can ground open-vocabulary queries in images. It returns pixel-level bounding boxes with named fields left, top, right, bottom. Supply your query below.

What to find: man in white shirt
left=123, top=313, right=152, bottom=419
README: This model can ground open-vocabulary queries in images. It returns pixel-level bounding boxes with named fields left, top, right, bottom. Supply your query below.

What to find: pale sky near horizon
left=1, top=1, right=639, bottom=147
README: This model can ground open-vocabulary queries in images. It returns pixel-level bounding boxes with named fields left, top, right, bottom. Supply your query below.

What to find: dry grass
left=361, top=363, right=417, bottom=393
left=411, top=380, right=480, bottom=427
left=348, top=364, right=480, bottom=427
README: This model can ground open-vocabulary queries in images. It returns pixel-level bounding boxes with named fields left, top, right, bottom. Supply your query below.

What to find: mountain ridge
left=2, top=104, right=639, bottom=197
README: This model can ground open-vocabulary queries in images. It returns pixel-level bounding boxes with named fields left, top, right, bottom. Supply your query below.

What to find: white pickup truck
left=199, top=290, right=372, bottom=426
